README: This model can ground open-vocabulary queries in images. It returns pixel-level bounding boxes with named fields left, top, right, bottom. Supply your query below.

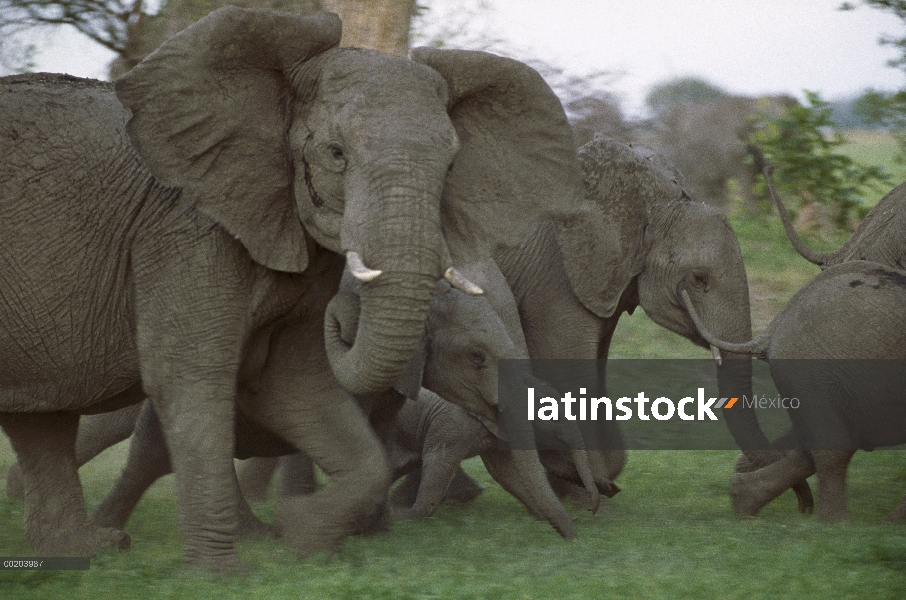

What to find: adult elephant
left=0, top=8, right=582, bottom=571
left=497, top=135, right=777, bottom=472
left=654, top=94, right=798, bottom=209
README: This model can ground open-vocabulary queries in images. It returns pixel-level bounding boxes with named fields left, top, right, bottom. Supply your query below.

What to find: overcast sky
left=22, top=0, right=906, bottom=117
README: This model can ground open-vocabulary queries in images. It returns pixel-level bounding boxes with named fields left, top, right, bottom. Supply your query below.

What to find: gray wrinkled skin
left=684, top=260, right=906, bottom=520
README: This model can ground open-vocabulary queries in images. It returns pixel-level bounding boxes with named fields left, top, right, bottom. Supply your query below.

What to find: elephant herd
left=0, top=8, right=903, bottom=573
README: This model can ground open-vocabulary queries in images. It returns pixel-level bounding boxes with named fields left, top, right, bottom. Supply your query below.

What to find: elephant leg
left=735, top=428, right=814, bottom=514
left=390, top=470, right=421, bottom=508
left=237, top=457, right=279, bottom=502
left=0, top=411, right=130, bottom=555
left=269, top=394, right=389, bottom=555
left=444, top=467, right=484, bottom=503
left=6, top=390, right=144, bottom=502
left=92, top=402, right=275, bottom=539
left=74, top=390, right=145, bottom=465
left=396, top=453, right=469, bottom=520
left=248, top=319, right=390, bottom=558
left=730, top=450, right=815, bottom=516
left=278, top=452, right=318, bottom=497
left=92, top=402, right=174, bottom=530
left=812, top=450, right=856, bottom=521
left=391, top=466, right=483, bottom=508
left=235, top=484, right=278, bottom=539
left=885, top=495, right=906, bottom=522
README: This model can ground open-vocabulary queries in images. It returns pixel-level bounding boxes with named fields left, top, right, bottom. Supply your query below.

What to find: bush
left=749, top=91, right=891, bottom=229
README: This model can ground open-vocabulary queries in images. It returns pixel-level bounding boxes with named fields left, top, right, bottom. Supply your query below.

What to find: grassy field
left=1, top=132, right=905, bottom=598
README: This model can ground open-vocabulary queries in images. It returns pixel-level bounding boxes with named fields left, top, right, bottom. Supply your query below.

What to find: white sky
left=21, top=0, right=906, bottom=117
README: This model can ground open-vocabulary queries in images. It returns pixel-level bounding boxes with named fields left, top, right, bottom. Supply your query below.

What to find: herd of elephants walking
left=0, top=8, right=904, bottom=573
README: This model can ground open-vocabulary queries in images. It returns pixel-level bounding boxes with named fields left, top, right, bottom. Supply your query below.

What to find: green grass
left=2, top=130, right=905, bottom=598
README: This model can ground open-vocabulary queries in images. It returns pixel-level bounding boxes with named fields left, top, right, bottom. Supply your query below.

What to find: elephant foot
left=391, top=468, right=483, bottom=509
left=351, top=503, right=392, bottom=536
left=730, top=472, right=773, bottom=517
left=390, top=505, right=424, bottom=521
left=443, top=470, right=485, bottom=504
left=277, top=495, right=350, bottom=558
left=28, top=521, right=130, bottom=556
left=5, top=461, right=24, bottom=501
left=237, top=512, right=278, bottom=539
left=792, top=481, right=814, bottom=514
left=548, top=475, right=607, bottom=513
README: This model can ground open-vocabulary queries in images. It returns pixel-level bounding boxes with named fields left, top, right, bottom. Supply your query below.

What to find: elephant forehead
left=314, top=48, right=449, bottom=106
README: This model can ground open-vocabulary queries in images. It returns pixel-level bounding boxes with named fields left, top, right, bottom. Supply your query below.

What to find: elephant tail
left=680, top=290, right=770, bottom=359
left=748, top=146, right=836, bottom=267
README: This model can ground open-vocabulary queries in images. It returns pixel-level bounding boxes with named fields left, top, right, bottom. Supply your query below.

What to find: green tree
left=645, top=76, right=727, bottom=115
left=842, top=1, right=906, bottom=159
left=750, top=90, right=891, bottom=228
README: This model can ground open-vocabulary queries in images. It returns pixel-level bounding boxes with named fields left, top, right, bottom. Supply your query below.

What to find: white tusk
left=444, top=267, right=483, bottom=295
left=710, top=344, right=723, bottom=366
left=346, top=251, right=382, bottom=282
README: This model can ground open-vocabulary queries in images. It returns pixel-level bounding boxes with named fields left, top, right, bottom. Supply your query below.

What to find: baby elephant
left=255, top=386, right=621, bottom=522
left=682, top=260, right=906, bottom=520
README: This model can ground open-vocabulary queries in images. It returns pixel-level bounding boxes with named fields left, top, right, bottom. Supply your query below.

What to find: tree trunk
left=321, top=0, right=416, bottom=57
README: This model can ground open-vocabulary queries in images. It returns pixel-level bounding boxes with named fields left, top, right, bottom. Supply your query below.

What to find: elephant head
left=555, top=135, right=775, bottom=462
left=114, top=7, right=583, bottom=397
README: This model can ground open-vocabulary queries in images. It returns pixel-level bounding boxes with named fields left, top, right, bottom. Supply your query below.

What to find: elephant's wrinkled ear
left=411, top=48, right=588, bottom=264
left=115, top=8, right=341, bottom=273
left=556, top=136, right=651, bottom=318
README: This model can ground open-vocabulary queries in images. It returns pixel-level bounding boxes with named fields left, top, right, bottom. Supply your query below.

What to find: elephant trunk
left=325, top=154, right=445, bottom=396
left=483, top=449, right=579, bottom=540
left=679, top=289, right=782, bottom=468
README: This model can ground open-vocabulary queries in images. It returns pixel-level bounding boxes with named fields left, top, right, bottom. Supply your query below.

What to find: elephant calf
left=683, top=260, right=906, bottom=520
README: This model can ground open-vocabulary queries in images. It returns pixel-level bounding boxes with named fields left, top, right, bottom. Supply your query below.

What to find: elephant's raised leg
left=811, top=449, right=856, bottom=521
left=0, top=411, right=130, bottom=555
left=391, top=467, right=485, bottom=509
left=443, top=467, right=485, bottom=503
left=248, top=319, right=390, bottom=558
left=271, top=394, right=390, bottom=556
left=730, top=450, right=815, bottom=516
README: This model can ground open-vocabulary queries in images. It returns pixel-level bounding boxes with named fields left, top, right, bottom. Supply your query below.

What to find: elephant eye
left=690, top=271, right=710, bottom=292
left=328, top=144, right=345, bottom=161
left=469, top=349, right=487, bottom=368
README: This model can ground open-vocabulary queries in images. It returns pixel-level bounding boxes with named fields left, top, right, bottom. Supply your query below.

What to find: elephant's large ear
left=115, top=8, right=341, bottom=273
left=555, top=136, right=654, bottom=318
left=410, top=48, right=588, bottom=264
